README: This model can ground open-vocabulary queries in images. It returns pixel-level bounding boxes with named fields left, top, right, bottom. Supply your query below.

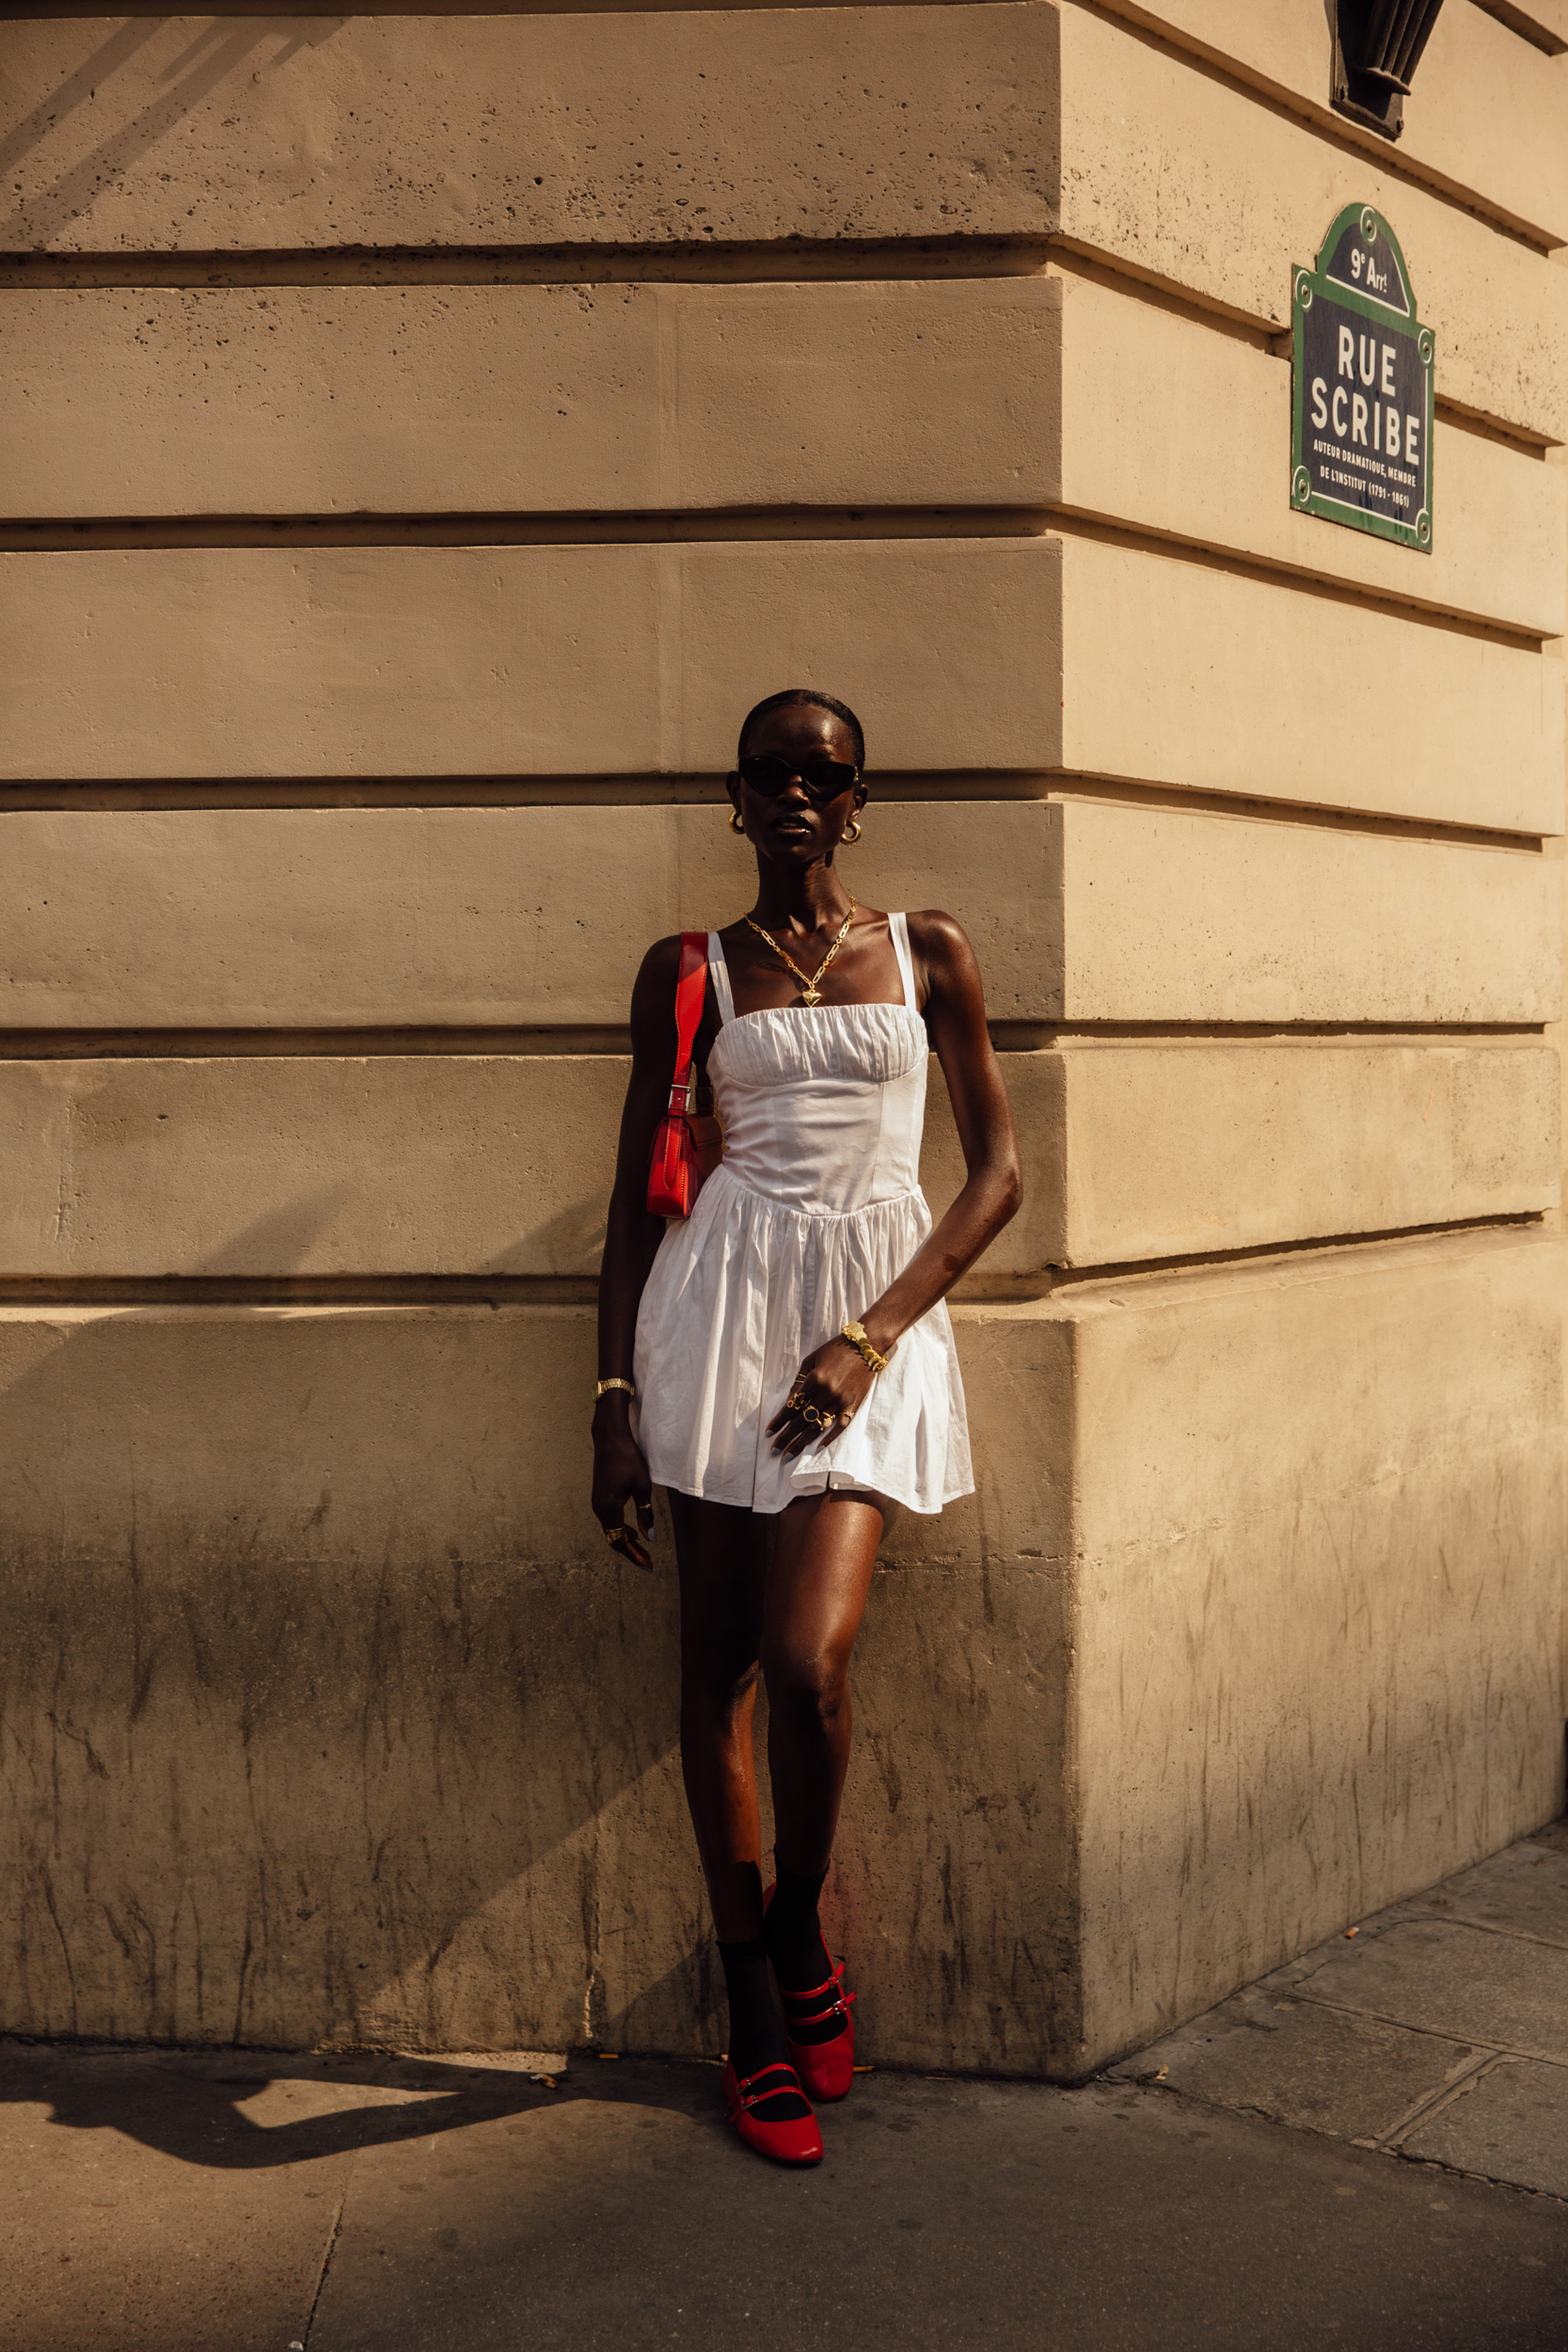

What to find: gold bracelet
left=594, top=1377, right=636, bottom=1402
left=840, top=1320, right=891, bottom=1375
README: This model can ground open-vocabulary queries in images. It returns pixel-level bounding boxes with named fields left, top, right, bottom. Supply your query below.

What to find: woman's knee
left=763, top=1641, right=850, bottom=1736
left=681, top=1645, right=761, bottom=1725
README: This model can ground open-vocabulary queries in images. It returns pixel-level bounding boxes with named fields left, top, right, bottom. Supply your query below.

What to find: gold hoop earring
left=843, top=816, right=863, bottom=845
left=729, top=808, right=746, bottom=835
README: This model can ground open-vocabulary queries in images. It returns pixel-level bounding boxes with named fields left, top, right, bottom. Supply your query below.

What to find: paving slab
left=1107, top=1984, right=1481, bottom=2140
left=1286, top=1918, right=1568, bottom=2061
left=1417, top=1840, right=1568, bottom=1949
left=1116, top=1820, right=1568, bottom=2204
left=1405, top=2059, right=1568, bottom=2201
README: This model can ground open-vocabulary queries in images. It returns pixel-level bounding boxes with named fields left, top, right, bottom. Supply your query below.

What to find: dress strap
left=706, top=930, right=736, bottom=1026
left=889, top=912, right=919, bottom=1013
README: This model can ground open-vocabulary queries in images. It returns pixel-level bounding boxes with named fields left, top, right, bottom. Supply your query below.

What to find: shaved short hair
left=736, top=689, right=866, bottom=771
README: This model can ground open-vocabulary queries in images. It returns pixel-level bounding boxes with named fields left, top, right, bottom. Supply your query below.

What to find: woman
left=591, top=687, right=1022, bottom=2166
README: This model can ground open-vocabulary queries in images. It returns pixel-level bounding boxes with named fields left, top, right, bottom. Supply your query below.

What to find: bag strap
left=668, top=930, right=708, bottom=1113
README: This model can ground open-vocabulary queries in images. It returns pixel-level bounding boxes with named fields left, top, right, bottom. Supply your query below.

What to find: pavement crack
left=1282, top=1987, right=1568, bottom=2074
left=1407, top=1909, right=1568, bottom=1957
left=1370, top=2049, right=1502, bottom=2150
left=1386, top=2140, right=1568, bottom=2209
left=301, top=2139, right=359, bottom=2348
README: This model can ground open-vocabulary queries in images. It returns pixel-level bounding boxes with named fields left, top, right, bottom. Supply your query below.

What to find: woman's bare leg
left=762, top=1491, right=884, bottom=1875
left=670, top=1488, right=818, bottom=2106
left=669, top=1489, right=769, bottom=1942
left=670, top=1486, right=881, bottom=2095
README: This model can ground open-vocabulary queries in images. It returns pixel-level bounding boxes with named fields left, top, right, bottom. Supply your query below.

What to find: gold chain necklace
left=741, top=897, right=857, bottom=1008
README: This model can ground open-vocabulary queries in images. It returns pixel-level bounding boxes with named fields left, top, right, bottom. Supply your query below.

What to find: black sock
left=765, top=1858, right=832, bottom=1992
left=717, top=1936, right=807, bottom=2111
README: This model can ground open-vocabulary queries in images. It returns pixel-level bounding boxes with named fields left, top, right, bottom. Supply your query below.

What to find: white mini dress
left=633, top=914, right=974, bottom=1517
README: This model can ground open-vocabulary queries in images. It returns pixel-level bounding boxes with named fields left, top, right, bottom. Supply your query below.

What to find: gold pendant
left=800, top=988, right=822, bottom=1007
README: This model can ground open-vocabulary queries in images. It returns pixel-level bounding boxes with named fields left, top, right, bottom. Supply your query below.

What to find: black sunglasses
left=736, top=754, right=860, bottom=802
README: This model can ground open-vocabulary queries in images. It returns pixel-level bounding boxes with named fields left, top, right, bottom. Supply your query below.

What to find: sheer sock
left=766, top=1859, right=831, bottom=1986
left=718, top=1936, right=811, bottom=2115
left=766, top=1860, right=846, bottom=2048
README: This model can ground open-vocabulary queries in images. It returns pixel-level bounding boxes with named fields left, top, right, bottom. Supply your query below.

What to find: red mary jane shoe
left=763, top=1882, right=859, bottom=2105
left=721, top=2059, right=823, bottom=2166
left=780, top=1960, right=857, bottom=2103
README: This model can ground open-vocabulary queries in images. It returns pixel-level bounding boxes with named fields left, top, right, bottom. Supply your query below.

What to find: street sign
left=1291, top=204, right=1434, bottom=552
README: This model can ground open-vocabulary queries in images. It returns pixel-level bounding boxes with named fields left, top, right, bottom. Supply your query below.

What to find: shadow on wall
left=0, top=1300, right=1077, bottom=2072
left=0, top=18, right=343, bottom=248
left=186, top=1189, right=357, bottom=1279
left=0, top=1300, right=710, bottom=2062
left=478, top=1197, right=609, bottom=1278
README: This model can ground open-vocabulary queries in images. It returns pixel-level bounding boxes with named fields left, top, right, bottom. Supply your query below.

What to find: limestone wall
left=1, top=1, right=1563, bottom=2074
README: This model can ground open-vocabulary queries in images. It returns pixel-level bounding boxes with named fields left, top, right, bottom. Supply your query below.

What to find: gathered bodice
left=705, top=914, right=928, bottom=1217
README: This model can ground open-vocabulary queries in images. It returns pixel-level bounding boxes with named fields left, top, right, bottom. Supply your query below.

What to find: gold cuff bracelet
left=840, top=1320, right=891, bottom=1375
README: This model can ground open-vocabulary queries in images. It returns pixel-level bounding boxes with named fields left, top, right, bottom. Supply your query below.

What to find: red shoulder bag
left=647, top=931, right=720, bottom=1218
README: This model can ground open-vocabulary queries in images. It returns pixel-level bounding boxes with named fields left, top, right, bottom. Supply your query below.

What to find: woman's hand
left=591, top=1397, right=656, bottom=1568
left=767, top=1335, right=877, bottom=1458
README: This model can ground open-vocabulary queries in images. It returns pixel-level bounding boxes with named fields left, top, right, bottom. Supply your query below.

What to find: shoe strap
left=727, top=2061, right=807, bottom=2119
left=780, top=1961, right=854, bottom=2013
left=784, top=1990, right=855, bottom=2032
left=780, top=1953, right=843, bottom=1997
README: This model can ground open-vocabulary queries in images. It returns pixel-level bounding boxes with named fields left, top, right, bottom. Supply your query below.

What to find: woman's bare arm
left=864, top=909, right=1022, bottom=1344
left=767, top=911, right=1022, bottom=1455
left=591, top=934, right=689, bottom=1564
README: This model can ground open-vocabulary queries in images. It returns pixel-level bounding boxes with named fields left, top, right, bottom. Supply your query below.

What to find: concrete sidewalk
left=1111, top=1817, right=1568, bottom=2201
left=3, top=1826, right=1566, bottom=2352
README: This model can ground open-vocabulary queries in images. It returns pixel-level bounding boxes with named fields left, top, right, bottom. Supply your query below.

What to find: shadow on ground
left=2, top=2037, right=1566, bottom=2352
left=0, top=2042, right=662, bottom=2169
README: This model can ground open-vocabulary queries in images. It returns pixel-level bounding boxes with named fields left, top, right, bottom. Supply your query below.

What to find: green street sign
left=1291, top=205, right=1434, bottom=552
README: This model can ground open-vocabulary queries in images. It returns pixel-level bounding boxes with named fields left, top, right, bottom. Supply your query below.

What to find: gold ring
left=603, top=1526, right=625, bottom=1549
left=800, top=1404, right=830, bottom=1431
